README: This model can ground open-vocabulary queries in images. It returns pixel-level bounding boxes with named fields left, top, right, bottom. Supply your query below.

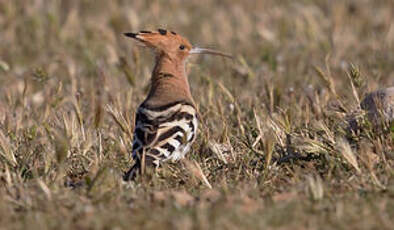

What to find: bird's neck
left=142, top=55, right=194, bottom=108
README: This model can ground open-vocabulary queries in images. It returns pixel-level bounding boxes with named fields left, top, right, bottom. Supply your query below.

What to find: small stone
left=360, top=87, right=394, bottom=122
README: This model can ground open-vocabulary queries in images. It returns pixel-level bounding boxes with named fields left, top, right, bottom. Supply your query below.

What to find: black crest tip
left=124, top=32, right=137, bottom=38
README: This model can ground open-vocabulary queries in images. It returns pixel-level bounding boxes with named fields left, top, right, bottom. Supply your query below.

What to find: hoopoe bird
left=123, top=29, right=231, bottom=180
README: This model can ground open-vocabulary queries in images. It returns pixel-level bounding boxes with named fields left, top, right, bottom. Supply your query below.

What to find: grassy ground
left=0, top=0, right=393, bottom=229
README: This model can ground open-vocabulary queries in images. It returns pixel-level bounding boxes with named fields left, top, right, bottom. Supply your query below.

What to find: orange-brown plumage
left=124, top=29, right=231, bottom=107
left=145, top=50, right=195, bottom=109
left=125, top=30, right=194, bottom=107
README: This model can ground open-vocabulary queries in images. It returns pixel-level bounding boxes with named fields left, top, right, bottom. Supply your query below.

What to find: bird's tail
left=123, top=152, right=158, bottom=181
left=123, top=159, right=141, bottom=181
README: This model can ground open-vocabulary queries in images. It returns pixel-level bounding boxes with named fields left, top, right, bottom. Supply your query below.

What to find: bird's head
left=124, top=29, right=232, bottom=62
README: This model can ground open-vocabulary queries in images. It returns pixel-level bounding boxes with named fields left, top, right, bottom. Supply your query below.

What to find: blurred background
left=1, top=0, right=393, bottom=94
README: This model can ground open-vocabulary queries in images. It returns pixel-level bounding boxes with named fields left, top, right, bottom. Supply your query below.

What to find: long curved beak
left=190, top=47, right=233, bottom=59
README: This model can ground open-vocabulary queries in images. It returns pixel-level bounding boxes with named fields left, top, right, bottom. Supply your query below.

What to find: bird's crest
left=124, top=28, right=232, bottom=60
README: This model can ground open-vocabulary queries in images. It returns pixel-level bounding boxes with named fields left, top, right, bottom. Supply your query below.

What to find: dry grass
left=0, top=0, right=393, bottom=229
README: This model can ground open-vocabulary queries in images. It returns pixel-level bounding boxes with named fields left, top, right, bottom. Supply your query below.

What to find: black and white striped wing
left=124, top=101, right=198, bottom=180
left=151, top=103, right=198, bottom=162
left=132, top=101, right=198, bottom=164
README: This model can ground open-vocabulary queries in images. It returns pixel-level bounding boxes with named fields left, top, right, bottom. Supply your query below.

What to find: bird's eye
left=179, top=45, right=185, bottom=50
